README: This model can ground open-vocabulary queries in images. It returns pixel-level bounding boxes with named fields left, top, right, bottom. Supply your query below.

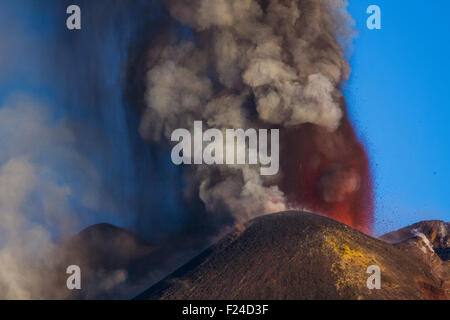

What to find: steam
left=0, top=0, right=166, bottom=299
left=411, top=229, right=435, bottom=254
left=138, top=0, right=359, bottom=224
left=0, top=95, right=123, bottom=298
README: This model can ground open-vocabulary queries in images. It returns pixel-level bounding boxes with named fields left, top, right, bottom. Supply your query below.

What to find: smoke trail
left=135, top=0, right=374, bottom=231
left=0, top=95, right=96, bottom=299
left=0, top=0, right=176, bottom=298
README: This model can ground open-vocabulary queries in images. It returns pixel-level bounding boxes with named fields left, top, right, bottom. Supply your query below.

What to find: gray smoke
left=139, top=0, right=354, bottom=223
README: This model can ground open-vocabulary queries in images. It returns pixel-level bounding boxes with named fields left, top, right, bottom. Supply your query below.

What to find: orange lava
left=280, top=102, right=375, bottom=234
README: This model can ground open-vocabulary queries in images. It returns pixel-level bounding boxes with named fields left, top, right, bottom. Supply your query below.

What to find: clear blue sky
left=346, top=1, right=450, bottom=234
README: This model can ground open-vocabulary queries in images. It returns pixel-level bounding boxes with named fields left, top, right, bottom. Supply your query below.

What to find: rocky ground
left=135, top=211, right=449, bottom=300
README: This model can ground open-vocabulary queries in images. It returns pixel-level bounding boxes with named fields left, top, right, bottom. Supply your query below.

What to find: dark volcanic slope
left=52, top=224, right=193, bottom=299
left=136, top=211, right=449, bottom=300
left=53, top=223, right=155, bottom=299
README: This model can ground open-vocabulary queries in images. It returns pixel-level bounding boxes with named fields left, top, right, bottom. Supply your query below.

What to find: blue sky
left=346, top=1, right=450, bottom=234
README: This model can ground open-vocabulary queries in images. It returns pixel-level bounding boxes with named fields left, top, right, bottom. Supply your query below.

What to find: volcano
left=135, top=211, right=449, bottom=300
left=45, top=223, right=199, bottom=299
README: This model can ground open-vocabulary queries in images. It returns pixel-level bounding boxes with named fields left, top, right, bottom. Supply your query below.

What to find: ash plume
left=136, top=0, right=374, bottom=231
left=0, top=0, right=374, bottom=299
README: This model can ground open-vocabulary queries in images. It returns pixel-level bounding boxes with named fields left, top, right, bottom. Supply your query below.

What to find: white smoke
left=139, top=0, right=354, bottom=223
left=411, top=228, right=435, bottom=254
left=0, top=94, right=118, bottom=298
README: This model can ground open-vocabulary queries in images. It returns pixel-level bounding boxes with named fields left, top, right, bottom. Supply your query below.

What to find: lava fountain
left=128, top=0, right=376, bottom=234
left=281, top=99, right=374, bottom=234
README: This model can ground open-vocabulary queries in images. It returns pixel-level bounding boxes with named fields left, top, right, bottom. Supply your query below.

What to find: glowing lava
left=281, top=101, right=374, bottom=234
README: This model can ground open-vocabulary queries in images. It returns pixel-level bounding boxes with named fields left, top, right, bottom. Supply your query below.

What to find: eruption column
left=133, top=0, right=375, bottom=233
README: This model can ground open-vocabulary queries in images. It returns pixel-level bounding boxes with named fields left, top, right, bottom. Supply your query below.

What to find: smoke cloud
left=136, top=0, right=374, bottom=230
left=0, top=95, right=107, bottom=298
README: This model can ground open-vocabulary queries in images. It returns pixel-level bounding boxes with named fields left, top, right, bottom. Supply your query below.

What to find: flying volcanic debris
left=131, top=0, right=375, bottom=233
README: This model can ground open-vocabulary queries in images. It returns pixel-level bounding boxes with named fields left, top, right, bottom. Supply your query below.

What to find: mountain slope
left=49, top=223, right=192, bottom=299
left=135, top=211, right=449, bottom=300
left=380, top=220, right=449, bottom=261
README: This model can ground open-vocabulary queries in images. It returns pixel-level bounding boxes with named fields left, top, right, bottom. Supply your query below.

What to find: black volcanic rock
left=135, top=211, right=450, bottom=300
